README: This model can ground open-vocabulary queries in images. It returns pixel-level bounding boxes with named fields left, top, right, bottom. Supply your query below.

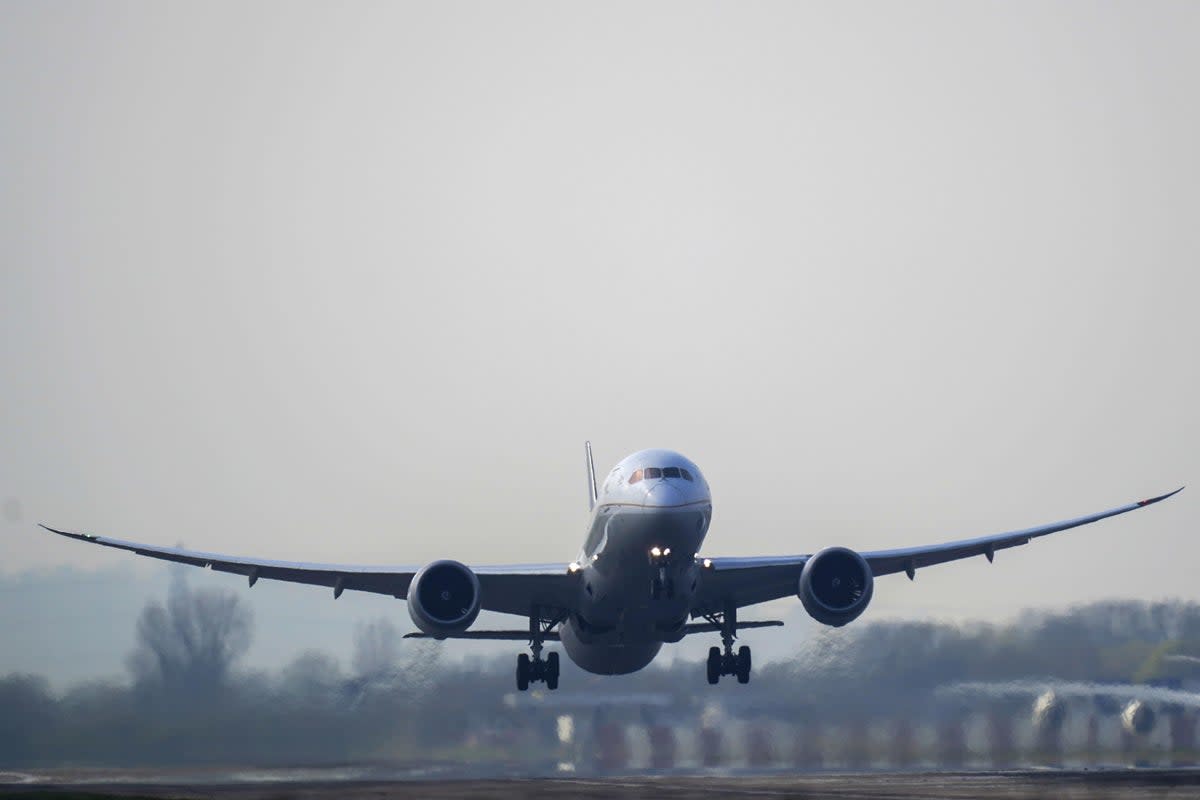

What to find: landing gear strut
left=516, top=607, right=563, bottom=692
left=703, top=601, right=751, bottom=685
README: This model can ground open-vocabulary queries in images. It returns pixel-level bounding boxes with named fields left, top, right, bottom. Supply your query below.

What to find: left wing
left=40, top=525, right=577, bottom=616
left=693, top=487, right=1182, bottom=615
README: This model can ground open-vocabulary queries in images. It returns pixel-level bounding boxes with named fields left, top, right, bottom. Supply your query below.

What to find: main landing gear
left=707, top=644, right=751, bottom=685
left=703, top=601, right=752, bottom=685
left=516, top=650, right=559, bottom=691
left=516, top=608, right=564, bottom=692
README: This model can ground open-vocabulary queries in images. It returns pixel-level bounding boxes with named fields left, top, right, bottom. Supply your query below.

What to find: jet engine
left=797, top=546, right=874, bottom=627
left=1033, top=690, right=1066, bottom=733
left=406, top=560, right=481, bottom=635
left=1121, top=700, right=1156, bottom=736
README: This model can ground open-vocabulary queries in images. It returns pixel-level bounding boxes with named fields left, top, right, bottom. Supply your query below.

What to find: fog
left=5, top=574, right=1200, bottom=771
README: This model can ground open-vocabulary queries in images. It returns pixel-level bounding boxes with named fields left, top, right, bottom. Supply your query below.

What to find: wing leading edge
left=693, top=487, right=1182, bottom=615
left=39, top=525, right=577, bottom=616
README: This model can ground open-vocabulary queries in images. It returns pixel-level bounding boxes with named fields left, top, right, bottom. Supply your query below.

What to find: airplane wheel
left=736, top=645, right=751, bottom=684
left=706, top=646, right=721, bottom=685
left=516, top=653, right=531, bottom=691
left=546, top=652, right=560, bottom=691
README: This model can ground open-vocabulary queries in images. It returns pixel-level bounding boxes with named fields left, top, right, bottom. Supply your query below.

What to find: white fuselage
left=559, top=449, right=712, bottom=674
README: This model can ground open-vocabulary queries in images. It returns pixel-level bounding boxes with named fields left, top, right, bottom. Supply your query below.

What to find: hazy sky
left=2, top=3, right=1198, bottom=681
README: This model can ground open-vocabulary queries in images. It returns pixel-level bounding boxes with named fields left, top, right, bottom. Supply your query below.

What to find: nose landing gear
left=649, top=547, right=676, bottom=600
left=702, top=601, right=752, bottom=685
left=651, top=569, right=675, bottom=600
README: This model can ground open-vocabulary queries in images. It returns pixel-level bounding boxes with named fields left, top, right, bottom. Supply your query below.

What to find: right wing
left=40, top=525, right=578, bottom=616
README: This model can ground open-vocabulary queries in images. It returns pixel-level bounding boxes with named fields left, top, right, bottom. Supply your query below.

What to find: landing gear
left=651, top=573, right=675, bottom=600
left=517, top=653, right=531, bottom=691
left=516, top=650, right=559, bottom=691
left=515, top=607, right=564, bottom=692
left=705, top=642, right=752, bottom=684
left=649, top=549, right=675, bottom=600
left=702, top=601, right=752, bottom=685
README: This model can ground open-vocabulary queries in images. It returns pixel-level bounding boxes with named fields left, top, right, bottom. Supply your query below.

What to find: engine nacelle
left=797, top=546, right=874, bottom=627
left=1033, top=690, right=1066, bottom=733
left=407, top=560, right=481, bottom=635
left=1121, top=700, right=1156, bottom=735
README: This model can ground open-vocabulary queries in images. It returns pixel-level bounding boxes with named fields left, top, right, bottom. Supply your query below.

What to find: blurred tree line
left=4, top=579, right=1200, bottom=768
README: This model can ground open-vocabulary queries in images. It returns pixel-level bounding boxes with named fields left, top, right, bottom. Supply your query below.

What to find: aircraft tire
left=546, top=652, right=560, bottom=690
left=516, top=653, right=531, bottom=691
left=736, top=646, right=751, bottom=684
left=706, top=646, right=721, bottom=684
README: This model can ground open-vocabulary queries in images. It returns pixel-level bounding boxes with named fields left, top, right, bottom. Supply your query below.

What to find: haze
left=2, top=2, right=1197, bottom=683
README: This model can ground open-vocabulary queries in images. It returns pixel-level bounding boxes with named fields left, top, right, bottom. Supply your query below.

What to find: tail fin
left=585, top=441, right=598, bottom=511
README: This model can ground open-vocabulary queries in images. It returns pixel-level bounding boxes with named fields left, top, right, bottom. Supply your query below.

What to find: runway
left=5, top=770, right=1200, bottom=799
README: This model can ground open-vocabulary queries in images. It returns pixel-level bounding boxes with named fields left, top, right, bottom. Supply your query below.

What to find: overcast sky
left=2, top=2, right=1197, bottom=682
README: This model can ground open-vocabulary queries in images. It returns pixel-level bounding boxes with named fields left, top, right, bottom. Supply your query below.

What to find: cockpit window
left=631, top=465, right=696, bottom=483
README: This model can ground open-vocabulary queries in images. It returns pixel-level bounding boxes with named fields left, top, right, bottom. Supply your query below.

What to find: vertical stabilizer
left=585, top=441, right=598, bottom=511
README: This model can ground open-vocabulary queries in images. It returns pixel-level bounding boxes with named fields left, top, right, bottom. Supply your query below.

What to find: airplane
left=941, top=679, right=1200, bottom=737
left=42, top=445, right=1182, bottom=692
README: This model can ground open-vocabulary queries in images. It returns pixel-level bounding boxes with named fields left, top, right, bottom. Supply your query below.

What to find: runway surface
left=5, top=770, right=1200, bottom=799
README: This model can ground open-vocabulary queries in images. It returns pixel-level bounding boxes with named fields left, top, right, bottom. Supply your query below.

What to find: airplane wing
left=692, top=487, right=1182, bottom=615
left=943, top=680, right=1200, bottom=709
left=39, top=525, right=577, bottom=616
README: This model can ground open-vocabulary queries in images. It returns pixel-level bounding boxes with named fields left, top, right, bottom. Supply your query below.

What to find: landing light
left=568, top=562, right=581, bottom=574
left=703, top=558, right=713, bottom=569
left=649, top=546, right=662, bottom=558
left=663, top=547, right=671, bottom=556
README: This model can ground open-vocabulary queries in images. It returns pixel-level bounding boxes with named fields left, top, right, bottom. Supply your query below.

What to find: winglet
left=40, top=523, right=98, bottom=542
left=1137, top=486, right=1184, bottom=507
left=585, top=441, right=598, bottom=511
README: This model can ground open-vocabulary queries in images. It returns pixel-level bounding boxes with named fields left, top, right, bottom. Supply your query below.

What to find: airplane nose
left=643, top=479, right=691, bottom=508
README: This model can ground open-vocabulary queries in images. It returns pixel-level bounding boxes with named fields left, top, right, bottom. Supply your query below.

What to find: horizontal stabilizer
left=404, top=630, right=556, bottom=641
left=402, top=620, right=784, bottom=641
left=682, top=620, right=784, bottom=635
